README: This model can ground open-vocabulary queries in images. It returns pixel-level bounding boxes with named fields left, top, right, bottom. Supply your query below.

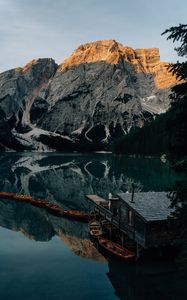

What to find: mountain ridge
left=0, top=39, right=179, bottom=151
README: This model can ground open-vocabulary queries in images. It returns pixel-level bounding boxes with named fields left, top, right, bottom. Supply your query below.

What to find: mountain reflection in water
left=0, top=152, right=181, bottom=209
left=0, top=152, right=182, bottom=258
left=0, top=196, right=105, bottom=261
left=0, top=152, right=186, bottom=300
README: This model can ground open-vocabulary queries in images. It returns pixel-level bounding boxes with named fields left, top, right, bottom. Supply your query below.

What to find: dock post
left=110, top=223, right=113, bottom=239
left=121, top=232, right=125, bottom=247
left=136, top=243, right=140, bottom=260
left=110, top=215, right=113, bottom=239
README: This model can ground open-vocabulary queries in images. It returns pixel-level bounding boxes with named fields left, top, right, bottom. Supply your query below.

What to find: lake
left=0, top=152, right=187, bottom=300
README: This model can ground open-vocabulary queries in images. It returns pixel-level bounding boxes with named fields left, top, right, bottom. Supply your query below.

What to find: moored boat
left=13, top=194, right=33, bottom=201
left=0, top=191, right=95, bottom=220
left=0, top=191, right=63, bottom=215
left=45, top=203, right=64, bottom=216
left=62, top=210, right=94, bottom=221
left=0, top=191, right=37, bottom=203
left=89, top=220, right=103, bottom=237
left=98, top=236, right=136, bottom=262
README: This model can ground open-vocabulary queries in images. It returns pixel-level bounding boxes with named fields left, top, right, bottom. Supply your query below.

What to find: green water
left=0, top=152, right=186, bottom=300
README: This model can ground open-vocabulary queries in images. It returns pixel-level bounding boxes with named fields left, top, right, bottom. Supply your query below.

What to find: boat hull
left=62, top=210, right=94, bottom=222
left=98, top=237, right=136, bottom=262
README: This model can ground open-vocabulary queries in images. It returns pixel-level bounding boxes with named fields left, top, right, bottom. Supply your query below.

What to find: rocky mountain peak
left=58, top=40, right=124, bottom=70
left=59, top=40, right=177, bottom=89
left=16, top=58, right=58, bottom=78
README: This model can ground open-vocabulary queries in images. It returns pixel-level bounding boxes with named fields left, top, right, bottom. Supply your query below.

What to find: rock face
left=0, top=40, right=178, bottom=151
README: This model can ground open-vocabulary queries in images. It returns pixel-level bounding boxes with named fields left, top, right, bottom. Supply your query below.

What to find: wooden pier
left=86, top=195, right=121, bottom=229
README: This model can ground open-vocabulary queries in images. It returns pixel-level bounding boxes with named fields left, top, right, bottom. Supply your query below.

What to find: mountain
left=0, top=40, right=178, bottom=151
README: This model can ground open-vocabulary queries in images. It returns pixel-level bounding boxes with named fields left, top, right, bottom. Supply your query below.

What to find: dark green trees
left=162, top=24, right=187, bottom=262
left=113, top=111, right=172, bottom=156
left=114, top=25, right=187, bottom=158
left=162, top=24, right=187, bottom=160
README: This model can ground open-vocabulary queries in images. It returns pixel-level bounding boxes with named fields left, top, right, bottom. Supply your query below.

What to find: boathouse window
left=128, top=210, right=134, bottom=226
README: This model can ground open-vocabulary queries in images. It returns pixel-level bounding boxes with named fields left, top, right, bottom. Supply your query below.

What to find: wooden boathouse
left=86, top=192, right=175, bottom=254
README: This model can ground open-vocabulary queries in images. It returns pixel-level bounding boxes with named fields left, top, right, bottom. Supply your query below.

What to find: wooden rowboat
left=0, top=191, right=63, bottom=215
left=0, top=192, right=33, bottom=201
left=0, top=192, right=46, bottom=204
left=0, top=191, right=95, bottom=221
left=44, top=203, right=64, bottom=216
left=89, top=220, right=103, bottom=237
left=62, top=210, right=94, bottom=221
left=98, top=237, right=136, bottom=262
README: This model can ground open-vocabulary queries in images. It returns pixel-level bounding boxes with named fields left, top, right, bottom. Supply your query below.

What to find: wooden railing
left=94, top=204, right=147, bottom=247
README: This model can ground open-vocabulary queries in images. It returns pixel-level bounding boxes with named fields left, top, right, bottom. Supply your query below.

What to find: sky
left=0, top=0, right=186, bottom=72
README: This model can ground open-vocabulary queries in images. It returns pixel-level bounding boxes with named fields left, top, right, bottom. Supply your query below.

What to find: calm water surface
left=0, top=152, right=186, bottom=300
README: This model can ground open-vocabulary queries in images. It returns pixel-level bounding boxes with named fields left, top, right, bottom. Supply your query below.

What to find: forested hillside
left=113, top=107, right=174, bottom=156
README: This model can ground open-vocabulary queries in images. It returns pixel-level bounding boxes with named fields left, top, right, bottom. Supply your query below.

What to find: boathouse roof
left=117, top=192, right=173, bottom=222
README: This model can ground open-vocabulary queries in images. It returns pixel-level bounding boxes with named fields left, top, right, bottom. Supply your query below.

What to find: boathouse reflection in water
left=107, top=258, right=187, bottom=300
